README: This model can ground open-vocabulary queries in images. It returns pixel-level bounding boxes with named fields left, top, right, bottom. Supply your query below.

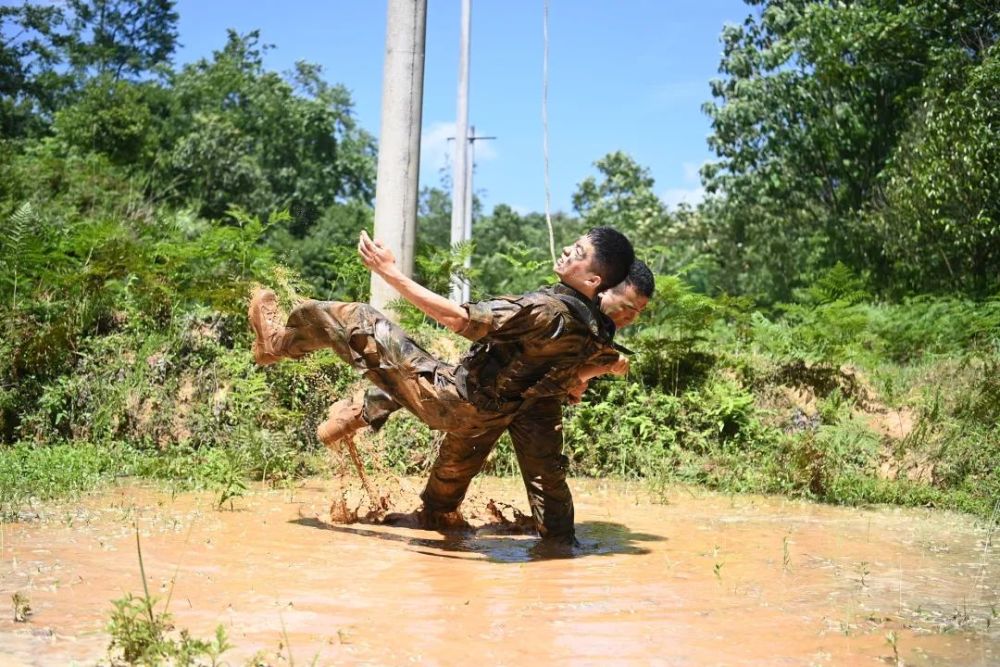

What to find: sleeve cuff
left=459, top=301, right=493, bottom=341
left=591, top=345, right=621, bottom=368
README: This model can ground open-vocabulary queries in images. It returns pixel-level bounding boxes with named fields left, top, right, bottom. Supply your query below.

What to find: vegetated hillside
left=1, top=0, right=997, bottom=518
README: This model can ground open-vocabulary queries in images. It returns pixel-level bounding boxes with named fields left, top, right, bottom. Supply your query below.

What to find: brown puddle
left=1, top=477, right=997, bottom=666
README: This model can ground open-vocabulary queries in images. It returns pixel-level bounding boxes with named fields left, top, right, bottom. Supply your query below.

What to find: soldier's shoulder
left=489, top=289, right=562, bottom=311
left=522, top=291, right=585, bottom=323
left=518, top=288, right=562, bottom=305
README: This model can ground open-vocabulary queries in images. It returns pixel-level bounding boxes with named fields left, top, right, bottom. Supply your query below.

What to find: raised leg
left=315, top=388, right=400, bottom=448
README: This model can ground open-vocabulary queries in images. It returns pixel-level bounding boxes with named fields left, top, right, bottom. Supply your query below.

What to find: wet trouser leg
left=274, top=301, right=455, bottom=429
left=361, top=388, right=401, bottom=430
left=275, top=300, right=371, bottom=361
left=419, top=427, right=507, bottom=514
left=507, top=398, right=575, bottom=542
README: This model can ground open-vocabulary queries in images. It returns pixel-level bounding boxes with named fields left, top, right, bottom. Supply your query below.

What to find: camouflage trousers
left=272, top=300, right=575, bottom=541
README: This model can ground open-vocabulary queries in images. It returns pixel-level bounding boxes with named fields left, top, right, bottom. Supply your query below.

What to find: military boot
left=316, top=398, right=367, bottom=448
left=415, top=507, right=472, bottom=532
left=248, top=288, right=286, bottom=365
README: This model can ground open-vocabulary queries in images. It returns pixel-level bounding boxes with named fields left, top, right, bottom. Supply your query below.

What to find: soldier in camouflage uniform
left=249, top=228, right=635, bottom=543
left=342, top=259, right=655, bottom=502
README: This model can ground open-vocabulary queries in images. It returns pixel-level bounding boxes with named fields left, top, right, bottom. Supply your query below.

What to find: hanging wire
left=542, top=0, right=556, bottom=265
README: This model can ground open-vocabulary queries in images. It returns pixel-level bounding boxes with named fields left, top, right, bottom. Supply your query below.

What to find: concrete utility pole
left=447, top=126, right=496, bottom=302
left=460, top=126, right=495, bottom=302
left=462, top=126, right=474, bottom=303
left=370, top=0, right=428, bottom=313
left=449, top=0, right=472, bottom=303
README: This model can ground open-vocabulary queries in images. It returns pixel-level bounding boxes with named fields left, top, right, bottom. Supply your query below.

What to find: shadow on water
left=290, top=517, right=663, bottom=563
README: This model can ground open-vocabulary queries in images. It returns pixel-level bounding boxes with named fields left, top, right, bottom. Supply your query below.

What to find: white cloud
left=661, top=186, right=706, bottom=208
left=682, top=161, right=703, bottom=183
left=420, top=121, right=497, bottom=179
left=660, top=160, right=708, bottom=208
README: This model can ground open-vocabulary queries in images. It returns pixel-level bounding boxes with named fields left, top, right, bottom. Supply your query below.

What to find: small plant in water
left=12, top=592, right=31, bottom=622
left=885, top=630, right=900, bottom=666
left=107, top=594, right=231, bottom=667
left=952, top=601, right=972, bottom=628
left=782, top=534, right=792, bottom=572
left=857, top=560, right=870, bottom=588
left=215, top=450, right=248, bottom=510
left=107, top=591, right=171, bottom=663
left=107, top=525, right=232, bottom=665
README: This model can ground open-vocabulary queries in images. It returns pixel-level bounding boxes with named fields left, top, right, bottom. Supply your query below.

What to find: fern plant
left=1, top=202, right=41, bottom=312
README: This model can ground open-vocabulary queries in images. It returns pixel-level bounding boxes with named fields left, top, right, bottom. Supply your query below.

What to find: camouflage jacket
left=454, top=283, right=617, bottom=413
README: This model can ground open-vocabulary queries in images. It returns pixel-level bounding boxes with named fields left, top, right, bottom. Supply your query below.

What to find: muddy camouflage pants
left=274, top=300, right=575, bottom=540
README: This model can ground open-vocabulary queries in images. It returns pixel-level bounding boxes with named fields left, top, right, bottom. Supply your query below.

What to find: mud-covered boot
left=248, top=288, right=287, bottom=365
left=316, top=398, right=367, bottom=449
left=415, top=507, right=472, bottom=533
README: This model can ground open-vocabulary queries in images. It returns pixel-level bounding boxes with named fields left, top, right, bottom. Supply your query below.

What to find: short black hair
left=623, top=259, right=654, bottom=298
left=586, top=226, right=634, bottom=291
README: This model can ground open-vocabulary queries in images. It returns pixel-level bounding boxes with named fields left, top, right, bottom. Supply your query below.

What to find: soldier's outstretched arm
left=357, top=230, right=471, bottom=333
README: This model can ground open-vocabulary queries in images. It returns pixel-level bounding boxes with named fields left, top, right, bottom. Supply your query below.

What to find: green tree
left=63, top=0, right=178, bottom=81
left=572, top=151, right=667, bottom=248
left=702, top=0, right=1000, bottom=300
left=872, top=43, right=1000, bottom=296
left=163, top=30, right=376, bottom=221
left=417, top=186, right=452, bottom=250
left=51, top=75, right=169, bottom=167
left=0, top=2, right=70, bottom=137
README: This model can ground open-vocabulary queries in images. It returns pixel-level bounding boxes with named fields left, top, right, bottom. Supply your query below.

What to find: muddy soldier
left=320, top=259, right=656, bottom=531
left=249, top=227, right=634, bottom=543
left=345, top=258, right=655, bottom=438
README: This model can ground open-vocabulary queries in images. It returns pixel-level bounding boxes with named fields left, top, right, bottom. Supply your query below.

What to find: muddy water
left=1, top=477, right=997, bottom=666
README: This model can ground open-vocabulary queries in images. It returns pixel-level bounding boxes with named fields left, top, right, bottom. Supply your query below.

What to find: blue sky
left=173, top=1, right=750, bottom=215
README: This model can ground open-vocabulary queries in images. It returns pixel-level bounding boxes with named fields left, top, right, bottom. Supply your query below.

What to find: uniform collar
left=546, top=283, right=616, bottom=343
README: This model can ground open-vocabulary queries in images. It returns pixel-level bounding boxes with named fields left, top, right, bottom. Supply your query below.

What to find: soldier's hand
left=609, top=353, right=629, bottom=376
left=358, top=230, right=398, bottom=276
left=567, top=379, right=589, bottom=405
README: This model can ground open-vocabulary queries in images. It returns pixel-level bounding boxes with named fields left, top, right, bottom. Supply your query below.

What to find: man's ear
left=584, top=273, right=602, bottom=291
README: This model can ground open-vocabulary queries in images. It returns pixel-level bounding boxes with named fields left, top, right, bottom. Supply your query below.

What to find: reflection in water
left=293, top=517, right=660, bottom=563
left=0, top=477, right=997, bottom=667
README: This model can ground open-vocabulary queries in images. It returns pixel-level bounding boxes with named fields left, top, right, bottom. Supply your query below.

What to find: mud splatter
left=342, top=436, right=381, bottom=511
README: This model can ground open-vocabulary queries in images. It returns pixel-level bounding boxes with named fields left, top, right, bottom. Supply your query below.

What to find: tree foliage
left=702, top=0, right=1000, bottom=301
left=873, top=42, right=1000, bottom=295
left=1, top=0, right=998, bottom=521
left=163, top=31, right=376, bottom=221
left=0, top=2, right=70, bottom=136
left=63, top=0, right=179, bottom=80
left=572, top=150, right=668, bottom=248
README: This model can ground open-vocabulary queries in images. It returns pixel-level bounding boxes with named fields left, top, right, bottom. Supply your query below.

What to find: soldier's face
left=600, top=283, right=649, bottom=328
left=555, top=236, right=602, bottom=292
